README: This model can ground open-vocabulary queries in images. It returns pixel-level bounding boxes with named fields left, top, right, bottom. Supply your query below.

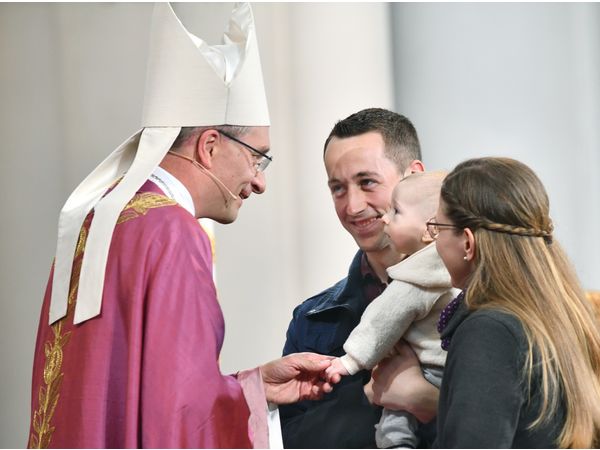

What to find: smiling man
left=280, top=108, right=432, bottom=448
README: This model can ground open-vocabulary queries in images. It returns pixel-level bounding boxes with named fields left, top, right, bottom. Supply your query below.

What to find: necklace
left=437, top=290, right=465, bottom=350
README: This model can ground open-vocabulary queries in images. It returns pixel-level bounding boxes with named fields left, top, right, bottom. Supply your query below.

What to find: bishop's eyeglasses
left=218, top=129, right=272, bottom=173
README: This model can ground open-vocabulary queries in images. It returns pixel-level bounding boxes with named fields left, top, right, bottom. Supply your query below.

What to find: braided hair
left=440, top=157, right=554, bottom=243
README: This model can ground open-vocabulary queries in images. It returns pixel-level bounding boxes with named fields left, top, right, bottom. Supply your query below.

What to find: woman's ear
left=195, top=129, right=220, bottom=169
left=464, top=228, right=476, bottom=262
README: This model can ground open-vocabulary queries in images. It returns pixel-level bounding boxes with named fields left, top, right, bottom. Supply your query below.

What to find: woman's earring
left=463, top=255, right=468, bottom=261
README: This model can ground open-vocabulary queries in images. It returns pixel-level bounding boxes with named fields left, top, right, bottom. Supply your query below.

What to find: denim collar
left=305, top=250, right=369, bottom=319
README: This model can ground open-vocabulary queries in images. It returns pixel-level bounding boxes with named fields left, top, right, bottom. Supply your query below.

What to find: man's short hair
left=323, top=108, right=422, bottom=172
left=171, top=125, right=249, bottom=149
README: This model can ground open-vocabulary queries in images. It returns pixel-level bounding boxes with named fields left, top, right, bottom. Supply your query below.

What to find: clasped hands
left=259, top=352, right=339, bottom=405
left=259, top=342, right=437, bottom=423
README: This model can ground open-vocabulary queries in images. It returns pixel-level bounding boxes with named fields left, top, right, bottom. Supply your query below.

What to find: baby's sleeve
left=343, top=281, right=424, bottom=371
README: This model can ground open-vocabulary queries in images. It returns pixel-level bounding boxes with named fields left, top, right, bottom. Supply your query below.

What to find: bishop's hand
left=260, top=352, right=337, bottom=405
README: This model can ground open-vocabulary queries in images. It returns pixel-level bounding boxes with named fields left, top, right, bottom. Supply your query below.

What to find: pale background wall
left=390, top=2, right=600, bottom=290
left=0, top=3, right=598, bottom=447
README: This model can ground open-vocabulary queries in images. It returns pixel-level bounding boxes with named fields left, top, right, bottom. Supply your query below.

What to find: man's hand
left=364, top=341, right=439, bottom=423
left=260, top=352, right=337, bottom=405
left=324, top=357, right=349, bottom=384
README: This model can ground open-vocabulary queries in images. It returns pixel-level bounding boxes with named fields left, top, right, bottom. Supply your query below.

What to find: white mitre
left=49, top=2, right=270, bottom=325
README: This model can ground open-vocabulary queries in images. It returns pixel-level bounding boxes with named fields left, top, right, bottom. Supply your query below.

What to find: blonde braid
left=442, top=189, right=553, bottom=242
left=480, top=220, right=554, bottom=242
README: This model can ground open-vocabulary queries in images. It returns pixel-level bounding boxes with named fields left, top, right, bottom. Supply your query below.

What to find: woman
left=428, top=157, right=600, bottom=447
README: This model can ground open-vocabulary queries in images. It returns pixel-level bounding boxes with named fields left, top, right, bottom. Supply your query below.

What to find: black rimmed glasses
left=218, top=129, right=272, bottom=172
left=426, top=218, right=460, bottom=240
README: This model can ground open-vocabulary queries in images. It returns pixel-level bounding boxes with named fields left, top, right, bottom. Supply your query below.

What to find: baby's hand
left=324, top=357, right=349, bottom=384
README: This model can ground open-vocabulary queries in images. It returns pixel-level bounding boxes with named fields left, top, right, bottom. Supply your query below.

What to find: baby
left=326, top=171, right=458, bottom=448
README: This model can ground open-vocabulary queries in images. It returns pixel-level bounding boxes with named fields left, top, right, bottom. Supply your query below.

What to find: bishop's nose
left=251, top=170, right=266, bottom=194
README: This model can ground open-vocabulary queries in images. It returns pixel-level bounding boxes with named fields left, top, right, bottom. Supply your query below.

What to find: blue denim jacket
left=280, top=251, right=382, bottom=448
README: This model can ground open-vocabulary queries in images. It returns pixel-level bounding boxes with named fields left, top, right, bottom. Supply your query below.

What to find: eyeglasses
left=426, top=218, right=460, bottom=240
left=218, top=130, right=272, bottom=172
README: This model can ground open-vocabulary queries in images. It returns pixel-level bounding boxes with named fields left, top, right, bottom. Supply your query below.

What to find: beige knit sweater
left=340, top=243, right=459, bottom=375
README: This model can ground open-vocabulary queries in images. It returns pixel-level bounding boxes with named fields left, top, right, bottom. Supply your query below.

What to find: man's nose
left=251, top=170, right=266, bottom=194
left=346, top=188, right=366, bottom=215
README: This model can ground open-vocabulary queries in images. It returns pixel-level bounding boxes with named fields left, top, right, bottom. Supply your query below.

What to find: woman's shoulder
left=466, top=307, right=522, bottom=326
left=444, top=306, right=530, bottom=391
left=459, top=307, right=527, bottom=348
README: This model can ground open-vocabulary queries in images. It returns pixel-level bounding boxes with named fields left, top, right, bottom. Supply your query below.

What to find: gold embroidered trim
left=117, top=192, right=177, bottom=225
left=29, top=192, right=175, bottom=448
left=29, top=224, right=87, bottom=449
left=29, top=323, right=71, bottom=448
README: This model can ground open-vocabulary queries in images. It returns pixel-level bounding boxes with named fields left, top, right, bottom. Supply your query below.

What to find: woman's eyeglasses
left=426, top=218, right=460, bottom=239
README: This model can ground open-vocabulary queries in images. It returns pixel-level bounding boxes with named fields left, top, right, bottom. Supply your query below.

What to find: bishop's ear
left=195, top=129, right=220, bottom=169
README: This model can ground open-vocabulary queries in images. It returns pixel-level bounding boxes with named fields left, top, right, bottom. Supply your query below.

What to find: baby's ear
left=421, top=228, right=434, bottom=244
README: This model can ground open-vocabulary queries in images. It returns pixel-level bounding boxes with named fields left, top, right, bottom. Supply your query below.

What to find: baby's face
left=381, top=185, right=429, bottom=255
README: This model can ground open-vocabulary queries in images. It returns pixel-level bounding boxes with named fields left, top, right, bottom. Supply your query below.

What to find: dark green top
left=435, top=302, right=565, bottom=448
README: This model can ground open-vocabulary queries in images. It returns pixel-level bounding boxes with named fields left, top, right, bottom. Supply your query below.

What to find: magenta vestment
left=29, top=181, right=268, bottom=448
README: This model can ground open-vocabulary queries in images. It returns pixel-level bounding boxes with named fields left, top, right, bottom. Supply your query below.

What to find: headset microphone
left=167, top=151, right=239, bottom=205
